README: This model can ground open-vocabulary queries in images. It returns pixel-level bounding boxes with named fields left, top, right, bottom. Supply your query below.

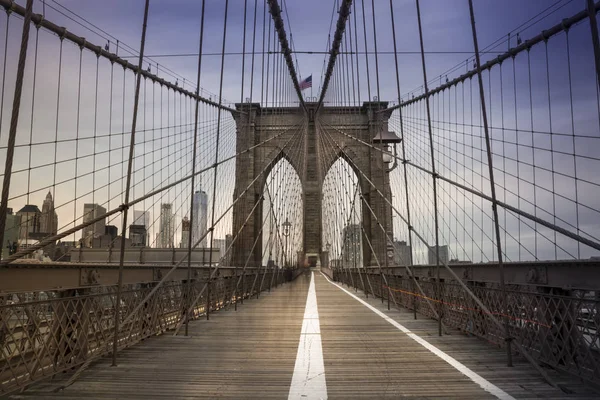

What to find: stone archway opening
left=262, top=157, right=303, bottom=268
left=321, top=157, right=362, bottom=269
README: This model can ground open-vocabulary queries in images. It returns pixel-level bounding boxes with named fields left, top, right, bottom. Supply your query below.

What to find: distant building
left=428, top=245, right=449, bottom=265
left=16, top=204, right=41, bottom=241
left=53, top=240, right=78, bottom=261
left=158, top=203, right=174, bottom=248
left=2, top=208, right=21, bottom=259
left=225, top=234, right=233, bottom=266
left=92, top=235, right=131, bottom=249
left=192, top=190, right=208, bottom=247
left=212, top=238, right=227, bottom=262
left=130, top=224, right=147, bottom=246
left=341, top=224, right=362, bottom=268
left=105, top=225, right=118, bottom=241
left=180, top=217, right=190, bottom=248
left=132, top=210, right=150, bottom=245
left=82, top=204, right=107, bottom=248
left=39, top=191, right=58, bottom=236
left=393, top=240, right=412, bottom=266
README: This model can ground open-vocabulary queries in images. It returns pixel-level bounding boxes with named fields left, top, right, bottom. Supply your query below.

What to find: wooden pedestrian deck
left=11, top=271, right=598, bottom=399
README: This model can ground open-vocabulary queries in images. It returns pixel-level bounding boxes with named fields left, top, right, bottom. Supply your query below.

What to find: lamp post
left=282, top=218, right=291, bottom=267
left=326, top=241, right=331, bottom=268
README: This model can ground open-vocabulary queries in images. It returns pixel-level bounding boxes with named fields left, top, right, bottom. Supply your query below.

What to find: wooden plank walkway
left=10, top=271, right=598, bottom=399
left=316, top=273, right=596, bottom=399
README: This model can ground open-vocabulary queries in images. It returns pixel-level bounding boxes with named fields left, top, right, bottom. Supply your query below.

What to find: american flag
left=299, top=75, right=312, bottom=90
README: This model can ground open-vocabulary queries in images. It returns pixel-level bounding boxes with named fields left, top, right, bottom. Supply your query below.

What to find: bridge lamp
left=282, top=218, right=291, bottom=237
left=283, top=218, right=292, bottom=267
left=373, top=130, right=402, bottom=171
left=387, top=246, right=395, bottom=267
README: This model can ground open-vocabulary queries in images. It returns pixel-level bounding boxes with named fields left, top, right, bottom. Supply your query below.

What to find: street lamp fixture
left=387, top=247, right=395, bottom=266
left=373, top=129, right=402, bottom=171
left=282, top=218, right=291, bottom=237
left=282, top=218, right=292, bottom=267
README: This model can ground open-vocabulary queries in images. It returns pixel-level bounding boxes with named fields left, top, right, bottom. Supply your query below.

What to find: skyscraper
left=133, top=210, right=151, bottom=247
left=2, top=208, right=21, bottom=259
left=192, top=190, right=208, bottom=247
left=158, top=203, right=174, bottom=248
left=180, top=217, right=190, bottom=248
left=40, top=191, right=58, bottom=236
left=129, top=224, right=147, bottom=246
left=16, top=205, right=41, bottom=241
left=105, top=225, right=118, bottom=241
left=82, top=204, right=107, bottom=248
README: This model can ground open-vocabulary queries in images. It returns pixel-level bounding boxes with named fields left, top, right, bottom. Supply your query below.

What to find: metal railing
left=331, top=267, right=600, bottom=387
left=0, top=266, right=303, bottom=395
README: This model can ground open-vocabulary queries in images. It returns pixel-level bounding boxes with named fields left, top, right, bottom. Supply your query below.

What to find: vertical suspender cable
left=316, top=0, right=352, bottom=112
left=207, top=0, right=230, bottom=321
left=466, top=0, right=513, bottom=366
left=587, top=0, right=600, bottom=91
left=369, top=0, right=390, bottom=307
left=112, top=0, right=150, bottom=366
left=0, top=9, right=10, bottom=143
left=0, top=0, right=33, bottom=263
left=414, top=0, right=443, bottom=336
left=389, top=0, right=417, bottom=319
left=235, top=0, right=248, bottom=311
left=185, top=0, right=206, bottom=336
left=267, top=0, right=306, bottom=111
left=249, top=0, right=259, bottom=102
left=25, top=23, right=39, bottom=209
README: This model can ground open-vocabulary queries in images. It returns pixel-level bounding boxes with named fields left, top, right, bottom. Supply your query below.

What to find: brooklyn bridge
left=1, top=0, right=600, bottom=398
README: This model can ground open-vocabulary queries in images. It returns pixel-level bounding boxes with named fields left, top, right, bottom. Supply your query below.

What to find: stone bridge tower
left=231, top=101, right=394, bottom=269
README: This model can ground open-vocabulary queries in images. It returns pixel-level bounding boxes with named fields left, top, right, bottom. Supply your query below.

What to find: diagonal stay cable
left=318, top=120, right=446, bottom=322
left=320, top=119, right=600, bottom=254
left=0, top=0, right=239, bottom=114
left=319, top=119, right=560, bottom=388
left=379, top=1, right=600, bottom=115
left=167, top=121, right=306, bottom=334
left=1, top=124, right=297, bottom=264
left=172, top=122, right=306, bottom=333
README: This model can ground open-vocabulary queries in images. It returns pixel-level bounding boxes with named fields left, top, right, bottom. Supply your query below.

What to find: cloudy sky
left=1, top=0, right=599, bottom=264
left=28, top=0, right=589, bottom=103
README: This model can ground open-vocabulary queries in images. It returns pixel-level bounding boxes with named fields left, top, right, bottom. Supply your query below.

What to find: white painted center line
left=288, top=271, right=327, bottom=400
left=321, top=272, right=515, bottom=400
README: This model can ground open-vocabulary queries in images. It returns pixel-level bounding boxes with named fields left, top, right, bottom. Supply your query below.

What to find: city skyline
left=1, top=0, right=598, bottom=266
